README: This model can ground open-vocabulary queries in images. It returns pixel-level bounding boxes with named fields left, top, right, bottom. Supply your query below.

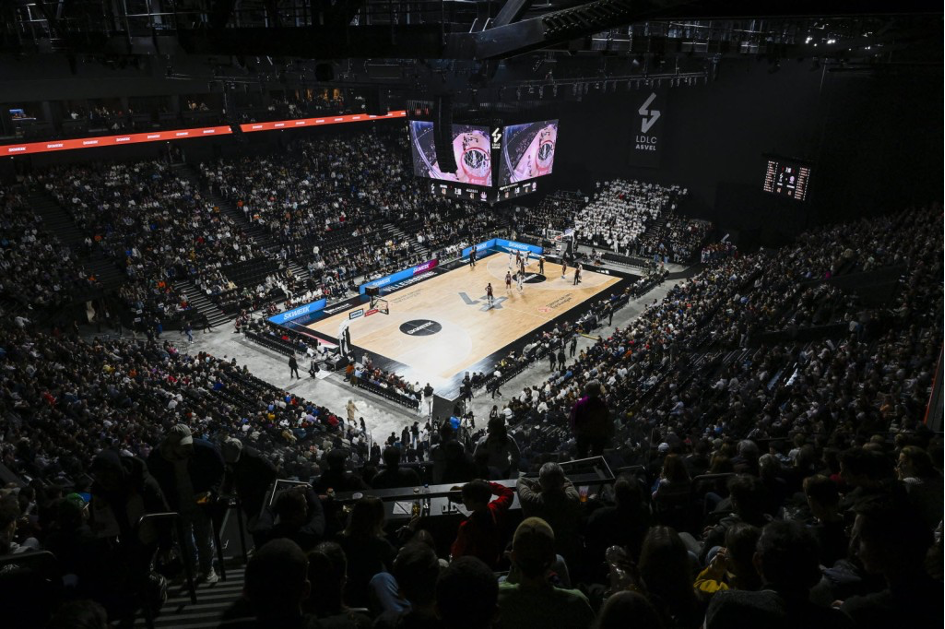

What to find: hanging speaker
left=433, top=95, right=457, bottom=175
left=364, top=88, right=389, bottom=116
left=314, top=63, right=334, bottom=82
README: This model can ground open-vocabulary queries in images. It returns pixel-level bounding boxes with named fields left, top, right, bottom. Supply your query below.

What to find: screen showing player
left=497, top=120, right=558, bottom=186
left=408, top=121, right=493, bottom=187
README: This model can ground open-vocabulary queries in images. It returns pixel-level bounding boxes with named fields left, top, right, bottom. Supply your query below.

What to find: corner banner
left=268, top=298, right=327, bottom=325
left=462, top=238, right=543, bottom=258
left=629, top=89, right=667, bottom=168
left=494, top=239, right=544, bottom=256
left=462, top=239, right=496, bottom=258
left=359, top=259, right=439, bottom=295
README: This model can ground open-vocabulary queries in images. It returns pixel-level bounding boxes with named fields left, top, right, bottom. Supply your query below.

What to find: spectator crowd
left=574, top=180, right=687, bottom=254
left=0, top=120, right=941, bottom=629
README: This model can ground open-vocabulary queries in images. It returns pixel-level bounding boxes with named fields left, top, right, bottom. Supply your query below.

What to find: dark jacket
left=569, top=395, right=612, bottom=439
left=225, top=446, right=279, bottom=519
left=147, top=439, right=226, bottom=511
left=89, top=451, right=170, bottom=547
left=370, top=466, right=422, bottom=490
left=255, top=486, right=326, bottom=552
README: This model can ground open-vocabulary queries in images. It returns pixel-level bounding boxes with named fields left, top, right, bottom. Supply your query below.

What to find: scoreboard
left=763, top=156, right=812, bottom=201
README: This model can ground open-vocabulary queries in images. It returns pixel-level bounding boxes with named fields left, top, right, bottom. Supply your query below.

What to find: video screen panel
left=763, top=156, right=811, bottom=201
left=497, top=120, right=558, bottom=186
left=408, top=121, right=493, bottom=187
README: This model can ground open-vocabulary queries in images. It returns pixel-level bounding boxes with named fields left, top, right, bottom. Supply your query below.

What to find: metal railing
left=133, top=511, right=196, bottom=629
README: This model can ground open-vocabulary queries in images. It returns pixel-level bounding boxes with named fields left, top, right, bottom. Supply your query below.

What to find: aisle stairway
left=636, top=209, right=672, bottom=252
left=387, top=222, right=430, bottom=259
left=178, top=163, right=279, bottom=253
left=85, top=252, right=128, bottom=292
left=173, top=280, right=233, bottom=328
left=28, top=190, right=126, bottom=291
left=134, top=561, right=246, bottom=629
left=29, top=191, right=85, bottom=249
left=288, top=260, right=311, bottom=282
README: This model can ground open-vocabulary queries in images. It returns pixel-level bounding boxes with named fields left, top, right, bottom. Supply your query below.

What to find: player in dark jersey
left=505, top=271, right=513, bottom=291
left=486, top=282, right=494, bottom=307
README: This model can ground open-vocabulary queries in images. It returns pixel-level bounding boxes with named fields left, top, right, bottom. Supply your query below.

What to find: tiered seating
left=575, top=179, right=686, bottom=252
left=353, top=376, right=420, bottom=410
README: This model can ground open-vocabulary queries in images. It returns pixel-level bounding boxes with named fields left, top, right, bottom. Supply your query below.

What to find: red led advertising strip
left=0, top=111, right=406, bottom=156
left=2, top=125, right=233, bottom=156
left=239, top=110, right=407, bottom=132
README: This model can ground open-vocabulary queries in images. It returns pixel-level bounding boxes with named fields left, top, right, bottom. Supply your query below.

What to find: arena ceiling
left=3, top=1, right=940, bottom=98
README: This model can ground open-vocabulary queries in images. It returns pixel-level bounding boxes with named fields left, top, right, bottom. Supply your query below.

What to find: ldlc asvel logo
left=635, top=92, right=660, bottom=151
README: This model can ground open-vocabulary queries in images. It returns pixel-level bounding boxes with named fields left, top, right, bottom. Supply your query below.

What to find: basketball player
left=573, top=262, right=582, bottom=286
left=561, top=258, right=568, bottom=280
left=505, top=270, right=513, bottom=292
left=508, top=248, right=514, bottom=269
left=538, top=254, right=545, bottom=275
left=469, top=246, right=477, bottom=268
left=515, top=250, right=522, bottom=271
left=486, top=282, right=494, bottom=307
left=517, top=269, right=524, bottom=292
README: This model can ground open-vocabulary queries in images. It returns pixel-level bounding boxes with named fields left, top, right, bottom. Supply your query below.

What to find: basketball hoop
left=370, top=296, right=390, bottom=315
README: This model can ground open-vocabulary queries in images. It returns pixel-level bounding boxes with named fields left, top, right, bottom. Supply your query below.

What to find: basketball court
left=307, top=253, right=623, bottom=391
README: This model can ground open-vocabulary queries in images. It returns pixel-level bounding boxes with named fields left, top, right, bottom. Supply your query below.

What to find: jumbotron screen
left=408, top=121, right=493, bottom=187
left=763, top=156, right=812, bottom=201
left=497, top=120, right=559, bottom=186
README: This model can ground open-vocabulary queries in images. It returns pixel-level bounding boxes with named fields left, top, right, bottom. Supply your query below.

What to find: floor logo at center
left=522, top=273, right=547, bottom=284
left=399, top=319, right=443, bottom=336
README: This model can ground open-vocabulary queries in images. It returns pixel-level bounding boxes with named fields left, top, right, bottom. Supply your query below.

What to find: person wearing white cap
left=147, top=424, right=225, bottom=583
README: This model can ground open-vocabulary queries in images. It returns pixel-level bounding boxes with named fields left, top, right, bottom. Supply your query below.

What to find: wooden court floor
left=309, top=255, right=621, bottom=385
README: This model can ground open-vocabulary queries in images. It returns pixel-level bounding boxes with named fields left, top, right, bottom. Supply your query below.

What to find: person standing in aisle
left=570, top=335, right=578, bottom=358
left=289, top=354, right=301, bottom=379
left=423, top=383, right=435, bottom=418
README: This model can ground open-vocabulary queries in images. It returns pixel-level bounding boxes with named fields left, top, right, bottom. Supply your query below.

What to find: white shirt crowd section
left=574, top=179, right=686, bottom=252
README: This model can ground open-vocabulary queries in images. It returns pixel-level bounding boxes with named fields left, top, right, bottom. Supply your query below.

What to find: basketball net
left=370, top=295, right=390, bottom=315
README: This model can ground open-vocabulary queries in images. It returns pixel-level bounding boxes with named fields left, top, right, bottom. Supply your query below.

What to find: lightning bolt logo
left=639, top=92, right=660, bottom=133
left=492, top=128, right=502, bottom=144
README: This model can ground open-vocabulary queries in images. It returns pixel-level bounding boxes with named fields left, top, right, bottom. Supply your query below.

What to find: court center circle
left=400, top=319, right=443, bottom=336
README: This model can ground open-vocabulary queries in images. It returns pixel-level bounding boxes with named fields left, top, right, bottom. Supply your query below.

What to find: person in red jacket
left=450, top=479, right=515, bottom=569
